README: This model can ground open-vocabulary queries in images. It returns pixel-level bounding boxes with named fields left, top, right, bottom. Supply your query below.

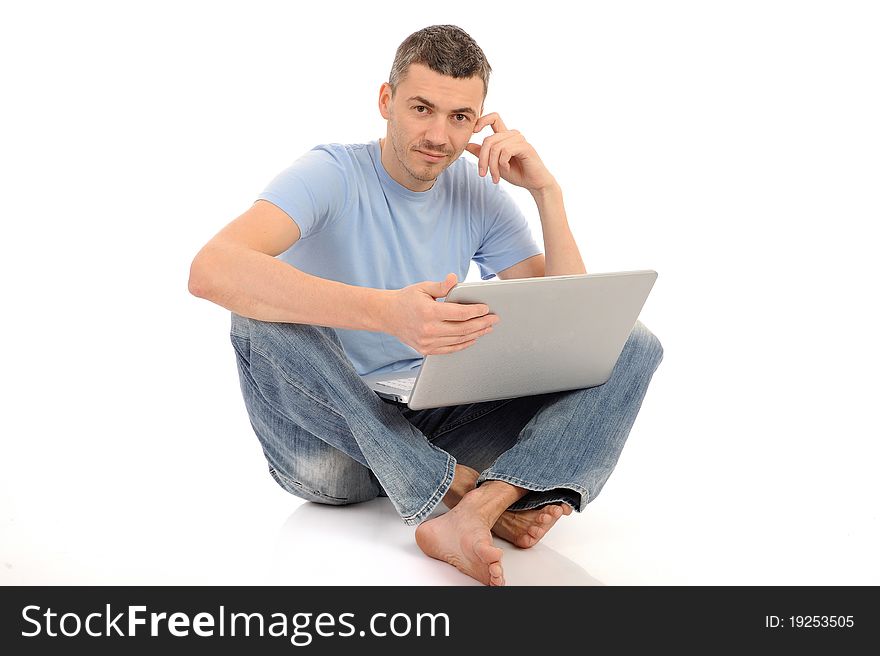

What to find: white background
left=1, top=0, right=878, bottom=585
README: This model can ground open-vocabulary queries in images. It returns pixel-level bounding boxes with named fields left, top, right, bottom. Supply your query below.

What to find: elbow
left=188, top=250, right=213, bottom=299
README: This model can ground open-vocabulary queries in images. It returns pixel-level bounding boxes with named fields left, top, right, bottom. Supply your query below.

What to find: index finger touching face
left=473, top=112, right=508, bottom=134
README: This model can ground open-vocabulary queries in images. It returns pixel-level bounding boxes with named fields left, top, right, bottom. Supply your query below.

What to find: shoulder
left=443, top=154, right=516, bottom=207
left=443, top=154, right=493, bottom=194
left=306, top=142, right=373, bottom=170
left=276, top=143, right=374, bottom=192
left=445, top=153, right=479, bottom=182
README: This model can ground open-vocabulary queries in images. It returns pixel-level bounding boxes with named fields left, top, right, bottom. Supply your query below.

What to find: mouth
left=416, top=150, right=447, bottom=163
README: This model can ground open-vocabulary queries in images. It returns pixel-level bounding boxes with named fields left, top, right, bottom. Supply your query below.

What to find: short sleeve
left=256, top=145, right=350, bottom=240
left=472, top=184, right=543, bottom=280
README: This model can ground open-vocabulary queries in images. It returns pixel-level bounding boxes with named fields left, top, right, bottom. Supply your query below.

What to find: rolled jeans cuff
left=476, top=470, right=588, bottom=513
left=401, top=452, right=457, bottom=526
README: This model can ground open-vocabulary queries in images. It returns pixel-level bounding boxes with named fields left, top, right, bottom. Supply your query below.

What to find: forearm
left=189, top=243, right=389, bottom=331
left=531, top=183, right=587, bottom=276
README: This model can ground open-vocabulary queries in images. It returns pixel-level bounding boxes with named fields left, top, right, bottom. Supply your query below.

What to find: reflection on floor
left=273, top=498, right=603, bottom=586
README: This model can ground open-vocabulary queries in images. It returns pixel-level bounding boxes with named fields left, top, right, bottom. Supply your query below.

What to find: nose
left=422, top=115, right=449, bottom=153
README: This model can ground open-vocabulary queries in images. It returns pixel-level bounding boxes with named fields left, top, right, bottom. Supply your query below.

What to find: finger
left=428, top=337, right=479, bottom=355
left=499, top=147, right=515, bottom=178
left=436, top=315, right=498, bottom=338
left=473, top=112, right=508, bottom=135
left=477, top=137, right=491, bottom=178
left=434, top=301, right=488, bottom=320
left=465, top=143, right=481, bottom=159
left=495, top=143, right=520, bottom=183
left=489, top=142, right=510, bottom=184
left=478, top=132, right=520, bottom=181
left=498, top=136, right=520, bottom=174
left=432, top=323, right=495, bottom=348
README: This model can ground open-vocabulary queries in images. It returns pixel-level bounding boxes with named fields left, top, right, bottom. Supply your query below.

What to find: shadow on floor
left=272, top=497, right=603, bottom=586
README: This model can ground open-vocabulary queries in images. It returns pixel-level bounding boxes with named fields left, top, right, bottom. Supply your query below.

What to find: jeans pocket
left=230, top=333, right=251, bottom=365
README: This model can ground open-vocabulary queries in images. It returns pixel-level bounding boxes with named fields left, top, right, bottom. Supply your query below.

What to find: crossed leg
left=413, top=320, right=665, bottom=586
left=232, top=314, right=663, bottom=587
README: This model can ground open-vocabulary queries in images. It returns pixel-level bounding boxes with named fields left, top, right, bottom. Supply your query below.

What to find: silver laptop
left=360, top=270, right=657, bottom=410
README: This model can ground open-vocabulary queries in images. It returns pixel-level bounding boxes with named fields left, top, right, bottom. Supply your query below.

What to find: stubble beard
left=389, top=126, right=446, bottom=184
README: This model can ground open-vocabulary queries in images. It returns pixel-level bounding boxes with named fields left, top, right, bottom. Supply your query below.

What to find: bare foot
left=443, top=465, right=573, bottom=549
left=416, top=501, right=505, bottom=586
left=493, top=503, right=574, bottom=549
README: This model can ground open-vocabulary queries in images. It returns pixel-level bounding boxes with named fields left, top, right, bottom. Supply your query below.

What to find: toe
left=488, top=562, right=505, bottom=586
left=474, top=539, right=503, bottom=565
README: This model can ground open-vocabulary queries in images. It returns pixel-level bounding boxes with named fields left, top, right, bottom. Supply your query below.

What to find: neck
left=379, top=137, right=434, bottom=192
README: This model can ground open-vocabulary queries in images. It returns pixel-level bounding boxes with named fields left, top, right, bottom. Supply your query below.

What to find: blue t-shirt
left=257, top=139, right=543, bottom=376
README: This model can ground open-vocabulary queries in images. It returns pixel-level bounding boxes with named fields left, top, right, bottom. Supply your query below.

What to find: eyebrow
left=407, top=96, right=477, bottom=117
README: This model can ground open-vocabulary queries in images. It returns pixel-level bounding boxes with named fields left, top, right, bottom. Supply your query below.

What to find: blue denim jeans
left=230, top=313, right=663, bottom=526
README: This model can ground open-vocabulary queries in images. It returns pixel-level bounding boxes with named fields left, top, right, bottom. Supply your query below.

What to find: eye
left=454, top=114, right=468, bottom=122
left=414, top=105, right=429, bottom=113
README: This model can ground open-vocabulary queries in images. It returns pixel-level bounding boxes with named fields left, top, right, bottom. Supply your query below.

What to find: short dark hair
left=388, top=25, right=492, bottom=99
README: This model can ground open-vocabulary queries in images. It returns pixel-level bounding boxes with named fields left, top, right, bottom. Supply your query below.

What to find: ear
left=378, top=82, right=393, bottom=120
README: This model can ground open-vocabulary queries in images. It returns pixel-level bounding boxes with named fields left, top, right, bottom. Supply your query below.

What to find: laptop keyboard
left=379, top=376, right=417, bottom=390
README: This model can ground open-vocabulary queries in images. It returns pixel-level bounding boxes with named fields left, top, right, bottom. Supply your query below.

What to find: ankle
left=442, top=464, right=480, bottom=508
left=459, top=480, right=527, bottom=523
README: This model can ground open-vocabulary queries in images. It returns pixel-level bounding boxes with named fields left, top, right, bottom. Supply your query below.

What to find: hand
left=464, top=113, right=557, bottom=194
left=382, top=273, right=500, bottom=355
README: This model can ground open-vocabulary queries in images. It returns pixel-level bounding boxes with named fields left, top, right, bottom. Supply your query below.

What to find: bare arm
left=530, top=183, right=586, bottom=277
left=189, top=200, right=497, bottom=353
left=188, top=200, right=389, bottom=331
left=467, top=111, right=585, bottom=278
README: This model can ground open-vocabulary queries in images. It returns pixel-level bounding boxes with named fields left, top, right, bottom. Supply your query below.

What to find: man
left=188, top=25, right=663, bottom=586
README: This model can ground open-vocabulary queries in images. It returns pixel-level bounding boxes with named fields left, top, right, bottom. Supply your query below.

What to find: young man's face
left=378, top=63, right=484, bottom=192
